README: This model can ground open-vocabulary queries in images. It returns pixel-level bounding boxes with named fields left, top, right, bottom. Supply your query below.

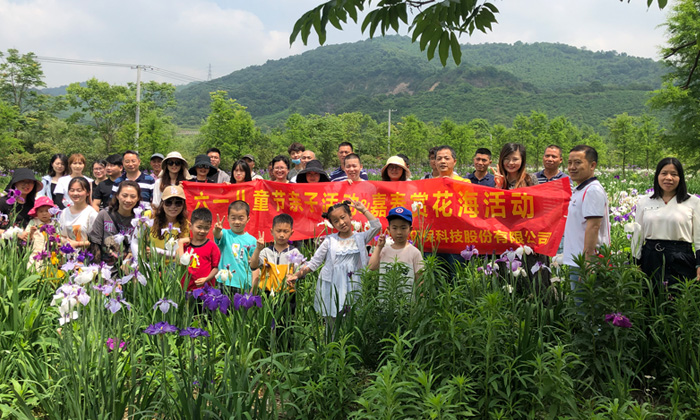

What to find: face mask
left=292, top=159, right=301, bottom=165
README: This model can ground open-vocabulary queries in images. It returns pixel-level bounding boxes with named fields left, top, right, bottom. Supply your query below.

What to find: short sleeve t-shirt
left=215, top=230, right=257, bottom=289
left=181, top=239, right=221, bottom=291
left=563, top=177, right=610, bottom=267
left=59, top=206, right=98, bottom=242
left=92, top=179, right=115, bottom=209
left=377, top=243, right=424, bottom=287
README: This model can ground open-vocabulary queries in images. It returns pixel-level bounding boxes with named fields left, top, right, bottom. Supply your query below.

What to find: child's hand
left=29, top=226, right=38, bottom=236
left=17, top=231, right=29, bottom=242
left=350, top=199, right=367, bottom=213
left=286, top=272, right=297, bottom=288
left=194, top=277, right=208, bottom=286
left=376, top=231, right=387, bottom=248
left=179, top=237, right=191, bottom=247
left=214, top=214, right=224, bottom=234
left=256, top=231, right=265, bottom=250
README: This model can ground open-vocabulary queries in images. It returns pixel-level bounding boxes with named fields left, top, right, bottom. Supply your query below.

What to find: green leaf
left=450, top=32, right=462, bottom=65
left=438, top=31, right=450, bottom=65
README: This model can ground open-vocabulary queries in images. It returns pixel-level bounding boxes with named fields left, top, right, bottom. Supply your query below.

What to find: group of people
left=0, top=138, right=696, bottom=320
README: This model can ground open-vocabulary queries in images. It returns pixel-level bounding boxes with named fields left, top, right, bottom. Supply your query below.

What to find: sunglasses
left=164, top=199, right=185, bottom=207
left=166, top=160, right=181, bottom=166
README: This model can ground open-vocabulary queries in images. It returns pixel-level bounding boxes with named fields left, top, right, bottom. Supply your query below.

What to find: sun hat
left=163, top=151, right=188, bottom=169
left=380, top=156, right=411, bottom=180
left=296, top=160, right=330, bottom=183
left=6, top=168, right=42, bottom=193
left=161, top=185, right=186, bottom=202
left=28, top=196, right=57, bottom=216
left=387, top=206, right=412, bottom=225
left=188, top=155, right=217, bottom=177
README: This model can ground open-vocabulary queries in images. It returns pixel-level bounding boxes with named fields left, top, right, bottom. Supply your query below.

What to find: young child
left=287, top=199, right=381, bottom=318
left=178, top=208, right=220, bottom=291
left=214, top=200, right=258, bottom=291
left=368, top=206, right=424, bottom=290
left=250, top=213, right=297, bottom=294
left=24, top=196, right=58, bottom=270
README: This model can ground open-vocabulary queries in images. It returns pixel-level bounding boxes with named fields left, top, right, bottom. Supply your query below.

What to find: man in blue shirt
left=329, top=142, right=369, bottom=182
left=111, top=150, right=155, bottom=206
left=466, top=148, right=496, bottom=187
left=535, top=145, right=570, bottom=184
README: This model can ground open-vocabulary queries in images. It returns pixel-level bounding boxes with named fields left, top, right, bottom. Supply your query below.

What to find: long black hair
left=651, top=157, right=689, bottom=203
left=48, top=154, right=69, bottom=177
left=230, top=160, right=252, bottom=183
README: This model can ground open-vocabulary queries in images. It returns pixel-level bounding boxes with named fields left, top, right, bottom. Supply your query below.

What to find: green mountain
left=173, top=36, right=666, bottom=128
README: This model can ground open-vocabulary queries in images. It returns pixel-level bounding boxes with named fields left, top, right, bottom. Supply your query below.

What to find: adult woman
left=153, top=151, right=190, bottom=207
left=0, top=168, right=43, bottom=231
left=296, top=160, right=330, bottom=183
left=88, top=181, right=141, bottom=266
left=189, top=154, right=217, bottom=183
left=54, top=153, right=93, bottom=209
left=632, top=157, right=700, bottom=288
left=230, top=160, right=253, bottom=184
left=147, top=185, right=190, bottom=256
left=270, top=155, right=291, bottom=183
left=493, top=143, right=538, bottom=190
left=92, top=160, right=107, bottom=186
left=58, top=177, right=98, bottom=250
left=380, top=156, right=411, bottom=181
left=40, top=154, right=68, bottom=200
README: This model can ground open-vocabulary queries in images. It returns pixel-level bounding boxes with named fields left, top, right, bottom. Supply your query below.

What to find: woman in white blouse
left=632, top=157, right=700, bottom=288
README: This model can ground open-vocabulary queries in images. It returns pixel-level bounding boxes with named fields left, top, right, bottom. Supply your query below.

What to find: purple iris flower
left=179, top=327, right=210, bottom=338
left=39, top=224, right=56, bottom=235
left=233, top=293, right=262, bottom=310
left=604, top=312, right=632, bottom=328
left=59, top=243, right=75, bottom=255
left=153, top=298, right=178, bottom=314
left=33, top=251, right=50, bottom=261
left=105, top=338, right=127, bottom=352
left=144, top=321, right=179, bottom=335
left=105, top=296, right=131, bottom=314
left=460, top=245, right=479, bottom=261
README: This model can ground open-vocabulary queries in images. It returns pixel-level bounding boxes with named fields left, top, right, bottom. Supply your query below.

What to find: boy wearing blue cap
left=368, top=206, right=424, bottom=287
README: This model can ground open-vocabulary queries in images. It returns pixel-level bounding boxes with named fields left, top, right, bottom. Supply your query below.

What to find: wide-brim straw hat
left=380, top=156, right=411, bottom=180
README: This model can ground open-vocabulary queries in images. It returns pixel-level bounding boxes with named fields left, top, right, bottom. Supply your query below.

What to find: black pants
left=639, top=240, right=696, bottom=291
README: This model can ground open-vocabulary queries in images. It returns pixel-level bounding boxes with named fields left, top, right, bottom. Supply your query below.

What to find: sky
left=0, top=0, right=673, bottom=88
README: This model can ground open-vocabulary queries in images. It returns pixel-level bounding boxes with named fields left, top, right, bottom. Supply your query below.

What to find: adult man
left=563, top=145, right=610, bottom=283
left=329, top=142, right=369, bottom=182
left=291, top=150, right=316, bottom=183
left=242, top=154, right=264, bottom=180
left=287, top=142, right=305, bottom=181
left=435, top=145, right=470, bottom=183
left=111, top=150, right=155, bottom=205
left=535, top=145, right=570, bottom=184
left=207, top=147, right=231, bottom=183
left=150, top=153, right=164, bottom=177
left=92, top=153, right=122, bottom=211
left=466, top=148, right=495, bottom=187
left=422, top=146, right=440, bottom=179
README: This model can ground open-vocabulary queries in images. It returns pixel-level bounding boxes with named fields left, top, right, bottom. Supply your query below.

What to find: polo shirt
left=563, top=177, right=610, bottom=267
left=535, top=170, right=571, bottom=185
left=329, top=167, right=369, bottom=182
left=111, top=172, right=155, bottom=204
left=466, top=172, right=495, bottom=187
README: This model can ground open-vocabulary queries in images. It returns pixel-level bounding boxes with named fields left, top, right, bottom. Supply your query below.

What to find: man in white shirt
left=563, top=145, right=610, bottom=286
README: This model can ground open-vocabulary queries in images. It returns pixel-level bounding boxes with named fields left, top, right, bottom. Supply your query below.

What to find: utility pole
left=207, top=64, right=212, bottom=81
left=134, top=65, right=142, bottom=151
left=386, top=109, right=397, bottom=156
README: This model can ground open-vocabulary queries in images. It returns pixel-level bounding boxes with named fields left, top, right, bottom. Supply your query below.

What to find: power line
left=35, top=56, right=204, bottom=83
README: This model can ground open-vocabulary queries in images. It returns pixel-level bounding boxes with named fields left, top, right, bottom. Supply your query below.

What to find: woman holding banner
left=380, top=156, right=411, bottom=182
left=270, top=155, right=291, bottom=183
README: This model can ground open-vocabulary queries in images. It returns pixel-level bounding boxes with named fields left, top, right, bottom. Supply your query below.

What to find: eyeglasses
left=164, top=199, right=185, bottom=207
left=167, top=160, right=181, bottom=166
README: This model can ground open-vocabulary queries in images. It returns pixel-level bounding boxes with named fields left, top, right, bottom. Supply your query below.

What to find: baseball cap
left=387, top=206, right=412, bottom=224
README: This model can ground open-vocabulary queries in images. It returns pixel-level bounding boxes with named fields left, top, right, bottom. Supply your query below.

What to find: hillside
left=173, top=36, right=666, bottom=128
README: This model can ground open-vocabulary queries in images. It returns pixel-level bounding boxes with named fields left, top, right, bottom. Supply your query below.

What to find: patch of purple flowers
left=460, top=245, right=479, bottom=261
left=5, top=188, right=24, bottom=205
left=105, top=338, right=127, bottom=352
left=59, top=243, right=75, bottom=255
left=192, top=284, right=231, bottom=314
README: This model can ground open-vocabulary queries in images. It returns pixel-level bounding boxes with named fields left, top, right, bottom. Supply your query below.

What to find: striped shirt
left=111, top=172, right=156, bottom=205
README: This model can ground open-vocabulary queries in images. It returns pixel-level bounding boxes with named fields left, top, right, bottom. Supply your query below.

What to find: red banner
left=182, top=178, right=571, bottom=256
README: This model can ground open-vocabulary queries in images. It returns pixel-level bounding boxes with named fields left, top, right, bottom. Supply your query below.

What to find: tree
left=604, top=113, right=639, bottom=176
left=649, top=0, right=700, bottom=168
left=636, top=114, right=665, bottom=170
left=0, top=49, right=46, bottom=113
left=291, top=0, right=668, bottom=66
left=200, top=91, right=260, bottom=168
